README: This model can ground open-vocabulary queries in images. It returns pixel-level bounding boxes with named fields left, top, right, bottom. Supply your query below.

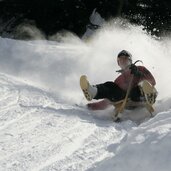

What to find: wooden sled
left=112, top=80, right=157, bottom=121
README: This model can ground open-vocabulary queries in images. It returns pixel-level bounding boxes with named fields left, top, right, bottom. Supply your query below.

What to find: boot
left=80, top=75, right=97, bottom=101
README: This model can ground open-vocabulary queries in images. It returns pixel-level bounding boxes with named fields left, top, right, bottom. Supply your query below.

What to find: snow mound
left=0, top=73, right=171, bottom=171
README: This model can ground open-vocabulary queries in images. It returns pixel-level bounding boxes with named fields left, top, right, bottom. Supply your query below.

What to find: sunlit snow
left=0, top=20, right=171, bottom=171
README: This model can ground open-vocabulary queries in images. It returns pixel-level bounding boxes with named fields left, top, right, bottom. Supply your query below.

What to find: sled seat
left=113, top=98, right=154, bottom=113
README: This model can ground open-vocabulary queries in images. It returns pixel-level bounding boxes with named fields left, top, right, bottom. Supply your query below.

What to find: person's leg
left=94, top=82, right=126, bottom=101
left=129, top=86, right=142, bottom=101
left=80, top=75, right=125, bottom=102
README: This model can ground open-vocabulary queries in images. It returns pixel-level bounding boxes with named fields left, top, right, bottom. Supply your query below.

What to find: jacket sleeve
left=139, top=66, right=156, bottom=86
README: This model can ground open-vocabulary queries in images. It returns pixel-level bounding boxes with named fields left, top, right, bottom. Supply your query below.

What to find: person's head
left=117, top=50, right=132, bottom=69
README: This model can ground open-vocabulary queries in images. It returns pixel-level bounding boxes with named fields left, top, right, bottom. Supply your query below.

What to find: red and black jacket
left=114, top=66, right=156, bottom=91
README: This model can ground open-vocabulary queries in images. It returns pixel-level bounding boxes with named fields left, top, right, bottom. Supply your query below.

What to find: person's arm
left=140, top=66, right=156, bottom=86
left=129, top=65, right=156, bottom=86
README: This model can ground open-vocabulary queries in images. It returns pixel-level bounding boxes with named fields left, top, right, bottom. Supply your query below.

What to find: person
left=80, top=50, right=157, bottom=110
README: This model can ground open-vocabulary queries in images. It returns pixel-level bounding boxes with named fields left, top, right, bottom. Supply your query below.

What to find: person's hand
left=129, top=64, right=138, bottom=74
left=129, top=64, right=143, bottom=77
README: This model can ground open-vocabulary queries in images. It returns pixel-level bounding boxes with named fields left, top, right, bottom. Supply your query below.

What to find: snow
left=0, top=23, right=171, bottom=171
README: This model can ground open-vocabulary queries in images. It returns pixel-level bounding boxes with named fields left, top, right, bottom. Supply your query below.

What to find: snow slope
left=0, top=73, right=129, bottom=171
left=0, top=23, right=171, bottom=171
left=1, top=70, right=171, bottom=171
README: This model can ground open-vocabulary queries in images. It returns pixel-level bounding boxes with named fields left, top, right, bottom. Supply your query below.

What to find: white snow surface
left=0, top=23, right=171, bottom=171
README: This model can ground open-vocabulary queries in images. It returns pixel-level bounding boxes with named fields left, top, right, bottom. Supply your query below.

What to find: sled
left=112, top=80, right=157, bottom=121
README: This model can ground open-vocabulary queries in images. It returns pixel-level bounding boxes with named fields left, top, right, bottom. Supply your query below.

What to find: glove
left=129, top=64, right=137, bottom=74
left=129, top=64, right=143, bottom=77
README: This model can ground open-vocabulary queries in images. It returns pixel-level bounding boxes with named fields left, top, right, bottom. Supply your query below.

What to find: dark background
left=0, top=0, right=171, bottom=39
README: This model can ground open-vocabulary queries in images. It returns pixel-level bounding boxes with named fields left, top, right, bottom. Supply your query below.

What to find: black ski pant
left=94, top=82, right=142, bottom=102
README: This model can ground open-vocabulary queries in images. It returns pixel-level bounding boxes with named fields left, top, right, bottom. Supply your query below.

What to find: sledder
left=80, top=50, right=157, bottom=121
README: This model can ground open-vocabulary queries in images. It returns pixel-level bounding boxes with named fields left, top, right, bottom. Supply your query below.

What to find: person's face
left=117, top=56, right=131, bottom=69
